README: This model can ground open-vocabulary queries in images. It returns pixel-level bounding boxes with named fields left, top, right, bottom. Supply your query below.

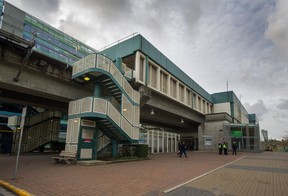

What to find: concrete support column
left=176, top=81, right=179, bottom=100
left=255, top=126, right=260, bottom=150
left=145, top=56, right=149, bottom=85
left=151, top=130, right=154, bottom=154
left=93, top=127, right=99, bottom=160
left=116, top=58, right=124, bottom=74
left=166, top=132, right=169, bottom=153
left=157, top=131, right=159, bottom=153
left=147, top=130, right=150, bottom=146
left=174, top=134, right=177, bottom=152
left=170, top=133, right=173, bottom=153
left=230, top=102, right=235, bottom=120
left=183, top=86, right=187, bottom=104
left=94, top=83, right=102, bottom=98
left=167, top=75, right=171, bottom=96
left=195, top=95, right=198, bottom=110
left=111, top=139, right=118, bottom=158
left=246, top=126, right=250, bottom=150
left=162, top=131, right=165, bottom=153
left=156, top=68, right=160, bottom=91
left=135, top=51, right=140, bottom=82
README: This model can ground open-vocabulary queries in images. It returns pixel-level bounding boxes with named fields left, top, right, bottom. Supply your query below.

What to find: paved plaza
left=0, top=151, right=288, bottom=195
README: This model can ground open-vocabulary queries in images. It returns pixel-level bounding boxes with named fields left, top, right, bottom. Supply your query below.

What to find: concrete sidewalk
left=0, top=151, right=287, bottom=195
left=165, top=152, right=288, bottom=196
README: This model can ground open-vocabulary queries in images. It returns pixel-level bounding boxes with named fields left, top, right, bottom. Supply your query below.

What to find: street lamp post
left=13, top=106, right=27, bottom=179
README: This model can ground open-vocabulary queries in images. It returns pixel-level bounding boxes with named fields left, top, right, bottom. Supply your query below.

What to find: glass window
left=242, top=127, right=247, bottom=136
left=249, top=127, right=255, bottom=136
left=153, top=132, right=158, bottom=152
left=202, top=100, right=206, bottom=113
left=243, top=138, right=247, bottom=150
left=170, top=78, right=177, bottom=98
left=24, top=25, right=31, bottom=33
left=160, top=71, right=168, bottom=94
left=250, top=138, right=254, bottom=150
left=179, top=84, right=185, bottom=102
left=186, top=89, right=192, bottom=106
left=193, top=93, right=197, bottom=109
left=159, top=133, right=163, bottom=153
left=198, top=97, right=201, bottom=110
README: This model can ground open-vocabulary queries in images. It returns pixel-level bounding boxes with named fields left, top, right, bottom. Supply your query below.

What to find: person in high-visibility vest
left=223, top=142, right=228, bottom=155
left=218, top=142, right=223, bottom=155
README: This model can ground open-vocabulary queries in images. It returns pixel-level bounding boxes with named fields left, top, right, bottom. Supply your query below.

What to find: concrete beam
left=146, top=91, right=205, bottom=123
left=0, top=58, right=92, bottom=109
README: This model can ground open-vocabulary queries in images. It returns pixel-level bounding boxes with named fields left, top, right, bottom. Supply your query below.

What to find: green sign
left=230, top=130, right=243, bottom=137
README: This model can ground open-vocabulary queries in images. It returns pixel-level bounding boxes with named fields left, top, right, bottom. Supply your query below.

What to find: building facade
left=0, top=0, right=261, bottom=159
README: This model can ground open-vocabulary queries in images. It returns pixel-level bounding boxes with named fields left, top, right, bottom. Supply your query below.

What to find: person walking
left=177, top=141, right=181, bottom=156
left=179, top=141, right=187, bottom=158
left=223, top=142, right=228, bottom=155
left=232, top=140, right=237, bottom=155
left=218, top=142, right=223, bottom=155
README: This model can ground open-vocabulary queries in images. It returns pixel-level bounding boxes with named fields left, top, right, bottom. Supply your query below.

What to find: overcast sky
left=6, top=0, right=288, bottom=140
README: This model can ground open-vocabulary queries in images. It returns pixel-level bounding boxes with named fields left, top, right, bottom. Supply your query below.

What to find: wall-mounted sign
left=205, top=138, right=212, bottom=146
left=82, top=128, right=93, bottom=139
left=84, top=139, right=92, bottom=143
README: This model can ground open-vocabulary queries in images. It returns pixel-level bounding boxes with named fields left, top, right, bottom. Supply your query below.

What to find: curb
left=0, top=180, right=32, bottom=196
left=77, top=157, right=150, bottom=166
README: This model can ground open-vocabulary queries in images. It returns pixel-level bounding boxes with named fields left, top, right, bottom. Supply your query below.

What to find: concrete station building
left=0, top=0, right=261, bottom=160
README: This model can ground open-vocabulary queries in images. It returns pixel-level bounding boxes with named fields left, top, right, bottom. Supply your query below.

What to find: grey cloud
left=213, top=1, right=287, bottom=96
left=277, top=99, right=288, bottom=109
left=272, top=110, right=288, bottom=127
left=265, top=0, right=288, bottom=61
left=58, top=14, right=92, bottom=43
left=57, top=14, right=108, bottom=49
left=70, top=0, right=133, bottom=24
left=11, top=0, right=61, bottom=24
left=133, top=0, right=205, bottom=39
left=179, top=0, right=202, bottom=34
left=244, top=100, right=268, bottom=120
left=20, top=0, right=60, bottom=12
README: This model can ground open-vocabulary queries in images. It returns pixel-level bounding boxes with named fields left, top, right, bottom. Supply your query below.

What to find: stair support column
left=116, top=58, right=124, bottom=74
left=111, top=139, right=118, bottom=158
left=94, top=82, right=102, bottom=97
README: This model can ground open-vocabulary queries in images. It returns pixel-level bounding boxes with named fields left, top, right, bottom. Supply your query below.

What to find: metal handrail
left=98, top=32, right=138, bottom=51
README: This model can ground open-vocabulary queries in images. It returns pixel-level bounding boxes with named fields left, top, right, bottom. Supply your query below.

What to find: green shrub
left=135, top=144, right=148, bottom=158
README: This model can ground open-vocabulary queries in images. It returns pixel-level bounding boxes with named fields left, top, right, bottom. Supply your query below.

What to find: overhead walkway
left=65, top=53, right=140, bottom=160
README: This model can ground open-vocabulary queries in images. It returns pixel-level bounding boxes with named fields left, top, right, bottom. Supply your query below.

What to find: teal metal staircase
left=9, top=110, right=61, bottom=153
left=65, top=53, right=140, bottom=159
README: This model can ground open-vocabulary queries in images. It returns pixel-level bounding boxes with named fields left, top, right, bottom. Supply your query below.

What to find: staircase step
left=110, top=88, right=120, bottom=93
left=102, top=78, right=111, bottom=83
left=104, top=81, right=114, bottom=85
left=107, top=86, right=118, bottom=91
